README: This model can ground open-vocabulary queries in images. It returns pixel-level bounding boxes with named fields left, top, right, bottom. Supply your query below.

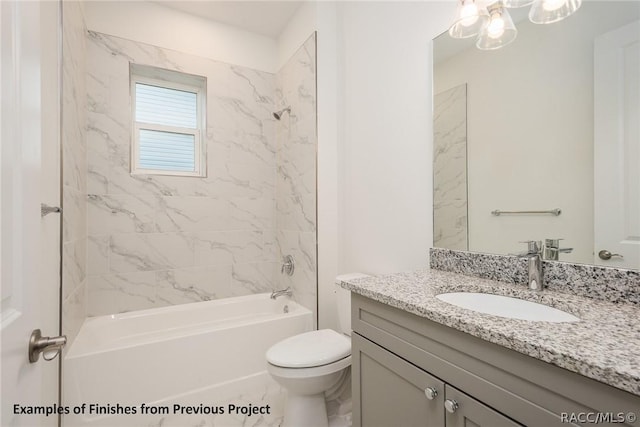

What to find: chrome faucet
left=542, top=238, right=573, bottom=261
left=518, top=241, right=543, bottom=291
left=270, top=287, right=292, bottom=299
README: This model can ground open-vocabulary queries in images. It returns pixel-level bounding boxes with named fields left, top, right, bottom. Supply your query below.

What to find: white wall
left=316, top=2, right=340, bottom=330
left=84, top=1, right=278, bottom=73
left=338, top=1, right=450, bottom=276
left=315, top=1, right=452, bottom=328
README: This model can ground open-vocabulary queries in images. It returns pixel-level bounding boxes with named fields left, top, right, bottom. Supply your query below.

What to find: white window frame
left=130, top=67, right=206, bottom=177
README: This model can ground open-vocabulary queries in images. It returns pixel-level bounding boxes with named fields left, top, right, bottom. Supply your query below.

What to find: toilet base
left=283, top=392, right=328, bottom=427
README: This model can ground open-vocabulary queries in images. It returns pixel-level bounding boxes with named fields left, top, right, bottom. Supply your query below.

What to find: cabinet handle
left=424, top=387, right=438, bottom=400
left=444, top=399, right=459, bottom=414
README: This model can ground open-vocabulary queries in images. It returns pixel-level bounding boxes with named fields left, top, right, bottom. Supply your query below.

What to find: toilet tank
left=335, top=273, right=370, bottom=336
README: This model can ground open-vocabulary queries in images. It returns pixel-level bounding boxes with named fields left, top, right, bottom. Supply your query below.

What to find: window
left=130, top=64, right=206, bottom=176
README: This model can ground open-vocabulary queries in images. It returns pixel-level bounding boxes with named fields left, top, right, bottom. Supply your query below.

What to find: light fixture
left=476, top=2, right=518, bottom=50
left=448, top=0, right=582, bottom=50
left=528, top=0, right=582, bottom=24
left=448, top=0, right=489, bottom=39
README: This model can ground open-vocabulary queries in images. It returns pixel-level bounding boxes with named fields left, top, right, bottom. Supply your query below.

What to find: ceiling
left=156, top=1, right=304, bottom=38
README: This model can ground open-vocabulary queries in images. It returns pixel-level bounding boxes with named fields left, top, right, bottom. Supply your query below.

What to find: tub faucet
left=518, top=241, right=543, bottom=291
left=270, top=287, right=292, bottom=299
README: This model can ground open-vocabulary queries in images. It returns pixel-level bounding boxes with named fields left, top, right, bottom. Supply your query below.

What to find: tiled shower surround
left=62, top=1, right=88, bottom=346
left=433, top=84, right=468, bottom=251
left=275, top=37, right=318, bottom=316
left=85, top=31, right=317, bottom=317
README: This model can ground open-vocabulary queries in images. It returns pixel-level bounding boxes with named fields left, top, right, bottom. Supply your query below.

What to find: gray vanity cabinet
left=351, top=293, right=640, bottom=427
left=353, top=333, right=520, bottom=427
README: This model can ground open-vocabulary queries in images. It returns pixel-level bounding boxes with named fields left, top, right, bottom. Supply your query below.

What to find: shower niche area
left=60, top=2, right=318, bottom=425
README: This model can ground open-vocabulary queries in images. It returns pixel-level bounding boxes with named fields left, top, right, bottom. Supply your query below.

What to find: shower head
left=273, top=106, right=291, bottom=120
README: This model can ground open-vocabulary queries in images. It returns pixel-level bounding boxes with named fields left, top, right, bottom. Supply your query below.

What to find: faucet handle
left=518, top=240, right=541, bottom=255
left=544, top=238, right=564, bottom=247
left=281, top=255, right=295, bottom=276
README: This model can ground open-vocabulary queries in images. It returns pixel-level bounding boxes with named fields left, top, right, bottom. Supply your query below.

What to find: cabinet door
left=444, top=385, right=522, bottom=427
left=353, top=333, right=445, bottom=427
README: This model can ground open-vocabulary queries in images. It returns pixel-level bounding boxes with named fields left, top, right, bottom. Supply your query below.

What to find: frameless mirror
left=433, top=1, right=640, bottom=270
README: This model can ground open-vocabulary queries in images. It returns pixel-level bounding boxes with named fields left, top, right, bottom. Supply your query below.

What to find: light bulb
left=487, top=14, right=506, bottom=39
left=449, top=0, right=489, bottom=39
left=460, top=2, right=480, bottom=27
left=542, top=0, right=567, bottom=11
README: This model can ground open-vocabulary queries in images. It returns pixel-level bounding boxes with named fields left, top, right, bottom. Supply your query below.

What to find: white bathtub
left=64, top=293, right=313, bottom=426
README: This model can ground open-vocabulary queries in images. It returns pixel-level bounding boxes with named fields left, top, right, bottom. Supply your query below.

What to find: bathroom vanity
left=340, top=270, right=640, bottom=427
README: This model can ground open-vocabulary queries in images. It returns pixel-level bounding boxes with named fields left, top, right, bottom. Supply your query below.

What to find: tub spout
left=270, top=287, right=292, bottom=299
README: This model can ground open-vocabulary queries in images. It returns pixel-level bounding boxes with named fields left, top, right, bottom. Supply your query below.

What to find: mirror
left=433, top=1, right=640, bottom=270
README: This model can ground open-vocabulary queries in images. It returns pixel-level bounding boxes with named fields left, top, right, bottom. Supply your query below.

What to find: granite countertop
left=338, top=269, right=640, bottom=396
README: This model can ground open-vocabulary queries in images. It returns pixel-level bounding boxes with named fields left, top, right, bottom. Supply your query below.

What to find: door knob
left=444, top=399, right=459, bottom=413
left=598, top=250, right=624, bottom=260
left=29, top=329, right=67, bottom=363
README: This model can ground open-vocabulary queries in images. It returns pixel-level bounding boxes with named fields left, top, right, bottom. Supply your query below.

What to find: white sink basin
left=436, top=292, right=580, bottom=323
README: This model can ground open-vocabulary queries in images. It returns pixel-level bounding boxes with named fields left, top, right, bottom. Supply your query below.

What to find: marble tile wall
left=275, top=34, right=318, bottom=322
left=62, top=0, right=88, bottom=347
left=85, top=31, right=280, bottom=315
left=433, top=84, right=468, bottom=251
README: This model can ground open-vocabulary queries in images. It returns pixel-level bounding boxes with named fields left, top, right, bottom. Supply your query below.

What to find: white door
left=594, top=20, right=640, bottom=269
left=1, top=1, right=61, bottom=426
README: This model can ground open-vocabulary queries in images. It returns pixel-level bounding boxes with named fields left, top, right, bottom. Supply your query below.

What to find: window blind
left=138, top=129, right=195, bottom=172
left=135, top=83, right=197, bottom=128
left=134, top=82, right=198, bottom=172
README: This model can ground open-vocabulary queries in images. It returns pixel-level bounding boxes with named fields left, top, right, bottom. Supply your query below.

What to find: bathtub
left=64, top=293, right=313, bottom=426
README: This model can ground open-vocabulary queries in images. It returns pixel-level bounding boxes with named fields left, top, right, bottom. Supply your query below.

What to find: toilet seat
left=267, top=355, right=351, bottom=379
left=266, top=329, right=351, bottom=368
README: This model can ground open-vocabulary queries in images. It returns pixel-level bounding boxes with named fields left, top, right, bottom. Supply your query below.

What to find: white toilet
left=266, top=274, right=367, bottom=427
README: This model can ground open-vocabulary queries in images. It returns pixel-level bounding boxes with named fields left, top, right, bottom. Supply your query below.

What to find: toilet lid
left=266, top=329, right=351, bottom=368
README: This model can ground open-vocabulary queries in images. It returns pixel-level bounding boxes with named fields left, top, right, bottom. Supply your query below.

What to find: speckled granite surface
left=430, top=248, right=640, bottom=306
left=338, top=269, right=640, bottom=396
